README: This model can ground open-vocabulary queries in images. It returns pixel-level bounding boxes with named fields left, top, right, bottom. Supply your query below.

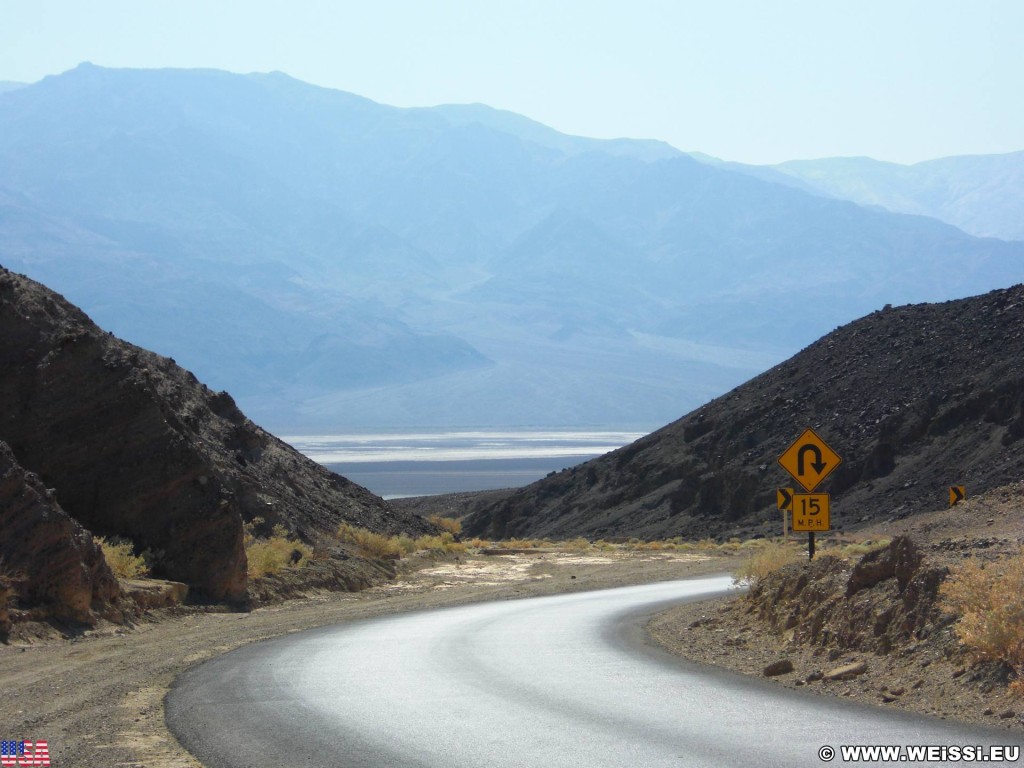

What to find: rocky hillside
left=464, top=284, right=1024, bottom=541
left=0, top=267, right=434, bottom=601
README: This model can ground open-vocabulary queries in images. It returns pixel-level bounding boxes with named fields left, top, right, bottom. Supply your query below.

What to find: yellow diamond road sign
left=778, top=428, right=842, bottom=492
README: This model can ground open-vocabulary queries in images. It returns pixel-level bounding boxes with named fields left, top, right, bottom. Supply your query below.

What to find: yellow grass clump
left=414, top=532, right=467, bottom=554
left=428, top=515, right=463, bottom=536
left=337, top=522, right=402, bottom=558
left=733, top=539, right=802, bottom=584
left=817, top=538, right=891, bottom=561
left=245, top=521, right=312, bottom=579
left=96, top=536, right=149, bottom=579
left=940, top=549, right=1024, bottom=695
left=336, top=523, right=467, bottom=558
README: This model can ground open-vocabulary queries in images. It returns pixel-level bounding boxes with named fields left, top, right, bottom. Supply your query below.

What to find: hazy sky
left=2, top=1, right=1021, bottom=165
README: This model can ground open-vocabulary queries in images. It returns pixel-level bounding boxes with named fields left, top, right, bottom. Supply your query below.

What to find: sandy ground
left=0, top=550, right=735, bottom=768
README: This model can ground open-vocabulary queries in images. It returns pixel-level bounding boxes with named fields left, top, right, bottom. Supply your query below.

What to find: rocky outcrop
left=0, top=440, right=119, bottom=629
left=0, top=267, right=434, bottom=601
left=465, top=285, right=1024, bottom=541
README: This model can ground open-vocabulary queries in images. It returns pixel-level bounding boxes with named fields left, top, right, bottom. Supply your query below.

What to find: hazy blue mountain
left=0, top=82, right=25, bottom=94
left=772, top=153, right=1024, bottom=241
left=427, top=103, right=681, bottom=162
left=2, top=63, right=1024, bottom=430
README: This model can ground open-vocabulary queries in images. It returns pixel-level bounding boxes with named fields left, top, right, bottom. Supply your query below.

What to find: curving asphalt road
left=167, top=576, right=1022, bottom=767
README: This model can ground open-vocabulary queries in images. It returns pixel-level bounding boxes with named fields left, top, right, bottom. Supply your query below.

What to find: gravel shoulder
left=647, top=486, right=1024, bottom=734
left=0, top=550, right=736, bottom=768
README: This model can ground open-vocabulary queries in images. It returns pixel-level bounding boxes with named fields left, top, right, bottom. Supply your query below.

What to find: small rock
left=824, top=661, right=868, bottom=681
left=983, top=708, right=994, bottom=716
left=951, top=668, right=965, bottom=679
left=805, top=670, right=824, bottom=682
left=889, top=686, right=905, bottom=696
left=763, top=659, right=795, bottom=677
left=828, top=649, right=842, bottom=661
left=881, top=694, right=896, bottom=703
left=999, top=710, right=1016, bottom=719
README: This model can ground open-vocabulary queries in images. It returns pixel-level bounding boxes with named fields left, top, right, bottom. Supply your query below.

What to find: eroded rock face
left=0, top=440, right=119, bottom=627
left=0, top=267, right=431, bottom=601
left=747, top=536, right=949, bottom=655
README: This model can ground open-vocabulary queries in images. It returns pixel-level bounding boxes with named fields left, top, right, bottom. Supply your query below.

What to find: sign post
left=778, top=429, right=841, bottom=560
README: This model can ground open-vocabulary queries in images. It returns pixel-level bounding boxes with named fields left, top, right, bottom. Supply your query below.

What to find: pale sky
left=1, top=0, right=1021, bottom=165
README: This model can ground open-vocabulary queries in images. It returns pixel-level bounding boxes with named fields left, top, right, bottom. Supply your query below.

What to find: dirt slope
left=465, top=284, right=1024, bottom=541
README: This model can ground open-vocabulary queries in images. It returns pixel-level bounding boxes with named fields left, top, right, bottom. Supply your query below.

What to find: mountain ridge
left=770, top=151, right=1024, bottom=241
left=3, top=64, right=1024, bottom=428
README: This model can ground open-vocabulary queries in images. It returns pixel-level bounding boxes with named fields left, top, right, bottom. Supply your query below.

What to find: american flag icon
left=0, top=741, right=50, bottom=767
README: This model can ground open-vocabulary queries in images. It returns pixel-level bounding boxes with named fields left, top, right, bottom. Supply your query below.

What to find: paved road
left=167, top=577, right=1021, bottom=767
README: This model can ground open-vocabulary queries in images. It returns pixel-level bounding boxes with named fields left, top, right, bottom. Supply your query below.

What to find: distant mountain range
left=773, top=153, right=1024, bottom=241
left=2, top=63, right=1022, bottom=429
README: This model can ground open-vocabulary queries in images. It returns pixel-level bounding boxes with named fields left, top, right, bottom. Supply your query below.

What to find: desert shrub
left=818, top=538, right=891, bottom=561
left=96, top=536, right=149, bottom=579
left=336, top=523, right=471, bottom=558
left=734, top=540, right=802, bottom=585
left=940, top=550, right=1024, bottom=694
left=563, top=537, right=593, bottom=552
left=394, top=535, right=418, bottom=556
left=507, top=538, right=544, bottom=549
left=245, top=522, right=311, bottom=578
left=336, top=522, right=402, bottom=558
left=414, top=532, right=467, bottom=554
left=428, top=515, right=463, bottom=536
left=740, top=538, right=768, bottom=550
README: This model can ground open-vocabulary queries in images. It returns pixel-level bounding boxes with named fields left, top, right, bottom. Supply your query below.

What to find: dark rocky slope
left=465, top=285, right=1024, bottom=541
left=0, top=440, right=119, bottom=634
left=0, top=267, right=433, bottom=601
